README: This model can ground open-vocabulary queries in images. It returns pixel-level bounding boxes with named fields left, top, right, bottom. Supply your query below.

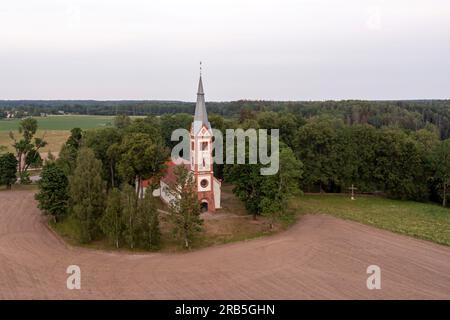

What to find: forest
left=1, top=99, right=449, bottom=139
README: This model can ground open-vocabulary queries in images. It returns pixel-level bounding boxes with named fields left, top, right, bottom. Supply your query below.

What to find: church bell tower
left=190, top=68, right=218, bottom=212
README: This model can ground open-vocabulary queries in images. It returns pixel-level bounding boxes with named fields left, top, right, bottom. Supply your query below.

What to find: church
left=140, top=75, right=222, bottom=212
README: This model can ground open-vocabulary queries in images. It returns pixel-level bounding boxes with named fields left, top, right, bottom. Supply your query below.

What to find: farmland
left=0, top=115, right=132, bottom=153
left=0, top=115, right=117, bottom=131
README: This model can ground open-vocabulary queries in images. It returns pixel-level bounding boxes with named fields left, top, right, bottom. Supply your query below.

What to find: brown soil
left=1, top=190, right=449, bottom=299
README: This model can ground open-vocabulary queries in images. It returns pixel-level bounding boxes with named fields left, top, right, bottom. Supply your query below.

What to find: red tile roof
left=141, top=160, right=190, bottom=188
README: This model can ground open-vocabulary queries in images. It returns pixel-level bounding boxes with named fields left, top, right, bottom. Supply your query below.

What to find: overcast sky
left=1, top=0, right=449, bottom=101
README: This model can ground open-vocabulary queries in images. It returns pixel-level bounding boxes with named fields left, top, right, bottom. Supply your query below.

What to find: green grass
left=0, top=115, right=117, bottom=131
left=292, top=194, right=450, bottom=246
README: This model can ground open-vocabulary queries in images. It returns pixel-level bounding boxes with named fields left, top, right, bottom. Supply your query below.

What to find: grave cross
left=348, top=184, right=357, bottom=200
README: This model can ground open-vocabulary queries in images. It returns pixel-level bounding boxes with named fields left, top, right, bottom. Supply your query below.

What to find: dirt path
left=1, top=190, right=450, bottom=299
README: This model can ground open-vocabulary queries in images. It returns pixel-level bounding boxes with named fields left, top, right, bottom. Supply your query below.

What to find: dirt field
left=1, top=190, right=450, bottom=299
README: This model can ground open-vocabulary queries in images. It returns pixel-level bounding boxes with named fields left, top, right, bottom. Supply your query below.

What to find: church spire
left=193, top=62, right=211, bottom=134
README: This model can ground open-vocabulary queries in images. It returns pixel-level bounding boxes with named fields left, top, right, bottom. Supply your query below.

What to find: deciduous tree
left=100, top=188, right=124, bottom=248
left=167, top=165, right=202, bottom=249
left=0, top=152, right=18, bottom=189
left=138, top=190, right=160, bottom=249
left=9, top=118, right=47, bottom=183
left=68, top=148, right=105, bottom=243
left=35, top=162, right=69, bottom=221
left=432, top=139, right=450, bottom=207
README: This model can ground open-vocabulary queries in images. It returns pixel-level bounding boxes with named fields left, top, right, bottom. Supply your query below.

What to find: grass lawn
left=292, top=194, right=450, bottom=246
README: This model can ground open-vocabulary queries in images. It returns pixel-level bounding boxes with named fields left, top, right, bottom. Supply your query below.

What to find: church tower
left=190, top=73, right=221, bottom=212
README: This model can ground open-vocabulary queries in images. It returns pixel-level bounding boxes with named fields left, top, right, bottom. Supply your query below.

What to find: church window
left=201, top=142, right=208, bottom=150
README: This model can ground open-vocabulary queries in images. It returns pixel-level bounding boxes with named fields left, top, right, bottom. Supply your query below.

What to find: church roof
left=141, top=160, right=190, bottom=188
left=192, top=76, right=211, bottom=134
left=160, top=161, right=190, bottom=185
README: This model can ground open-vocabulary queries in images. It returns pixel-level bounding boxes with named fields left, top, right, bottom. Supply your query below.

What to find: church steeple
left=188, top=64, right=221, bottom=213
left=193, top=65, right=211, bottom=134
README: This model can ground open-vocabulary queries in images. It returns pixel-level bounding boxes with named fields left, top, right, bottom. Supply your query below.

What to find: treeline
left=219, top=111, right=450, bottom=209
left=1, top=99, right=450, bottom=139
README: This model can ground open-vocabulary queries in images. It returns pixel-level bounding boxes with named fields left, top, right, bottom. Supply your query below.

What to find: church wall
left=213, top=178, right=221, bottom=209
left=160, top=180, right=175, bottom=204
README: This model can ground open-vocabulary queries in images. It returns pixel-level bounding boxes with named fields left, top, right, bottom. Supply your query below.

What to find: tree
left=68, top=148, right=105, bottom=243
left=160, top=113, right=192, bottom=148
left=35, top=162, right=69, bottom=221
left=294, top=118, right=342, bottom=192
left=225, top=145, right=303, bottom=227
left=0, top=152, right=18, bottom=189
left=432, top=139, right=450, bottom=207
left=138, top=189, right=160, bottom=249
left=118, top=133, right=167, bottom=197
left=100, top=188, right=124, bottom=248
left=121, top=184, right=139, bottom=249
left=84, top=128, right=122, bottom=189
left=57, top=128, right=83, bottom=176
left=224, top=160, right=263, bottom=219
left=166, top=165, right=202, bottom=249
left=373, top=129, right=427, bottom=200
left=66, top=128, right=83, bottom=149
left=113, top=114, right=131, bottom=129
left=9, top=118, right=47, bottom=183
left=260, top=146, right=303, bottom=229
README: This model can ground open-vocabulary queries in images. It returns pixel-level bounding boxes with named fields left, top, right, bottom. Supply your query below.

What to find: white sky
left=1, top=0, right=449, bottom=100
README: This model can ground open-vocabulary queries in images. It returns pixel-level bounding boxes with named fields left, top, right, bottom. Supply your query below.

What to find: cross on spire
left=193, top=63, right=211, bottom=134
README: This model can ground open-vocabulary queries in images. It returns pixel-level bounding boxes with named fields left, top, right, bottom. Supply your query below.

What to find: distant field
left=0, top=115, right=116, bottom=131
left=293, top=194, right=450, bottom=246
left=0, top=115, right=125, bottom=153
left=0, top=130, right=70, bottom=153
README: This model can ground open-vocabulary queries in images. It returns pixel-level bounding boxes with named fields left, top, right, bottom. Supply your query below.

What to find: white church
left=140, top=75, right=221, bottom=212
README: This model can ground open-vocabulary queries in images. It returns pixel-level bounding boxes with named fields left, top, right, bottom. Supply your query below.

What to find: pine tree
left=100, top=188, right=124, bottom=248
left=166, top=165, right=202, bottom=249
left=68, top=148, right=105, bottom=243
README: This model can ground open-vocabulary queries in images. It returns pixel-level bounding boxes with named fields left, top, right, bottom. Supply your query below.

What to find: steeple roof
left=193, top=75, right=211, bottom=134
